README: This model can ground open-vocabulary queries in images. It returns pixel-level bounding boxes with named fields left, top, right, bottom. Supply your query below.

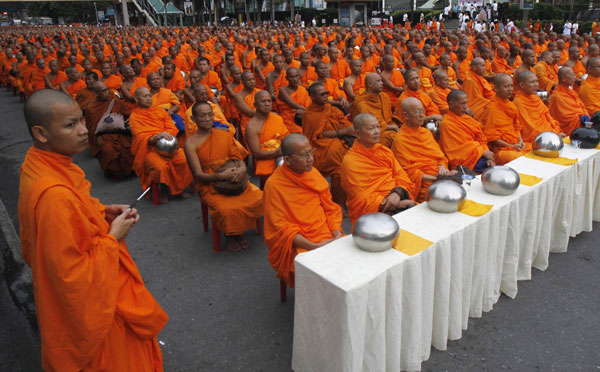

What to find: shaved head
left=353, top=113, right=377, bottom=131
left=494, top=73, right=512, bottom=88
left=516, top=70, right=536, bottom=83
left=447, top=89, right=467, bottom=103
left=24, top=89, right=76, bottom=136
left=281, top=133, right=309, bottom=156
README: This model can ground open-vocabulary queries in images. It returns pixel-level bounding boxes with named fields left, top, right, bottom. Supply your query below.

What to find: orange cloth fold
left=463, top=73, right=494, bottom=121
left=255, top=113, right=290, bottom=176
left=276, top=86, right=312, bottom=133
left=351, top=91, right=400, bottom=147
left=548, top=84, right=589, bottom=135
left=578, top=75, right=600, bottom=115
left=440, top=111, right=489, bottom=169
left=513, top=91, right=562, bottom=144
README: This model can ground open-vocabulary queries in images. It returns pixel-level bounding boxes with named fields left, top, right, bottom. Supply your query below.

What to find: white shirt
left=474, top=22, right=482, bottom=32
left=492, top=2, right=498, bottom=11
left=572, top=22, right=579, bottom=34
left=403, top=13, right=409, bottom=22
left=563, top=22, right=572, bottom=35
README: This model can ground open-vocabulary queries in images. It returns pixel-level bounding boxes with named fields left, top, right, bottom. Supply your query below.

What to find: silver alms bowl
left=532, top=131, right=564, bottom=158
left=426, top=180, right=467, bottom=213
left=156, top=137, right=179, bottom=156
left=536, top=90, right=549, bottom=99
left=481, top=166, right=520, bottom=196
left=423, top=120, right=440, bottom=139
left=352, top=213, right=400, bottom=252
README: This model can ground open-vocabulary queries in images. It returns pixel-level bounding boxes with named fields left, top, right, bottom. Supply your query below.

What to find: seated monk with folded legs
left=341, top=113, right=416, bottom=227
left=184, top=102, right=264, bottom=252
left=548, top=67, right=590, bottom=136
left=392, top=98, right=457, bottom=202
left=264, top=133, right=344, bottom=287
left=129, top=86, right=194, bottom=203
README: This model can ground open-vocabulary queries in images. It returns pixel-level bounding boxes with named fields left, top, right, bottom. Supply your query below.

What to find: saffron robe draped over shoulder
left=302, top=103, right=351, bottom=177
left=463, top=72, right=494, bottom=121
left=129, top=106, right=193, bottom=193
left=254, top=112, right=290, bottom=176
left=351, top=91, right=399, bottom=147
left=440, top=111, right=489, bottom=169
left=341, top=141, right=415, bottom=226
left=548, top=84, right=589, bottom=135
left=578, top=75, right=600, bottom=116
left=513, top=91, right=562, bottom=144
left=18, top=146, right=168, bottom=372
left=482, top=96, right=531, bottom=164
left=194, top=129, right=263, bottom=235
left=264, top=164, right=342, bottom=287
left=394, top=89, right=441, bottom=123
left=276, top=85, right=312, bottom=133
left=391, top=125, right=448, bottom=202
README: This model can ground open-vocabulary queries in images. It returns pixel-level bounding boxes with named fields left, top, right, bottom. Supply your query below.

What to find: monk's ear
left=31, top=125, right=49, bottom=144
left=283, top=155, right=292, bottom=167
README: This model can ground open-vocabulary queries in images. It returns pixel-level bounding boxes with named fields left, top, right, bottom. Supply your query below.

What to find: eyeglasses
left=318, top=91, right=329, bottom=96
left=290, top=149, right=315, bottom=160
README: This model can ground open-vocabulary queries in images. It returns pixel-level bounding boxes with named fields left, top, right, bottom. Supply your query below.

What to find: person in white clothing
left=572, top=21, right=579, bottom=35
left=563, top=20, right=572, bottom=35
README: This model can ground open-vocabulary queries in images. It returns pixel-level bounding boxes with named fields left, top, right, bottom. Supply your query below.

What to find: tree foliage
left=25, top=1, right=112, bottom=23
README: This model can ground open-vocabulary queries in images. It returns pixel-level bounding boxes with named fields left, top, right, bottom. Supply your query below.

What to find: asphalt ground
left=0, top=89, right=598, bottom=372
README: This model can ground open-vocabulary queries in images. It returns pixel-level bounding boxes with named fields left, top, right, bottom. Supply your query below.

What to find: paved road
left=0, top=89, right=598, bottom=372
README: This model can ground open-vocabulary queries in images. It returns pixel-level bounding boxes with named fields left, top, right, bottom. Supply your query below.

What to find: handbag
left=213, top=160, right=249, bottom=196
left=95, top=98, right=128, bottom=135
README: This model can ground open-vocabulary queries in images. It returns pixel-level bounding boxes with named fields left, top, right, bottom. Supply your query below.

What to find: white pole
left=121, top=0, right=130, bottom=26
left=94, top=2, right=98, bottom=25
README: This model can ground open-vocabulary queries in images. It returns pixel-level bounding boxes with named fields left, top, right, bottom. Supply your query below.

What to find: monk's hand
left=105, top=204, right=130, bottom=223
left=219, top=168, right=239, bottom=182
left=380, top=192, right=400, bottom=213
left=559, top=132, right=567, bottom=138
left=483, top=150, right=494, bottom=160
left=340, top=126, right=356, bottom=137
left=340, top=99, right=351, bottom=111
left=397, top=200, right=417, bottom=209
left=331, top=230, right=343, bottom=240
left=387, top=124, right=400, bottom=132
left=437, top=165, right=450, bottom=176
left=108, top=208, right=136, bottom=241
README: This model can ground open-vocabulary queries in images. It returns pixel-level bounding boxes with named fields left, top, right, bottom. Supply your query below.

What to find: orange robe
left=271, top=70, right=287, bottom=98
left=321, top=77, right=347, bottom=101
left=458, top=59, right=470, bottom=81
left=264, top=164, right=342, bottom=287
left=47, top=71, right=68, bottom=89
left=302, top=103, right=351, bottom=177
left=141, top=61, right=160, bottom=78
left=429, top=85, right=451, bottom=114
left=533, top=61, right=558, bottom=92
left=151, top=88, right=180, bottom=110
left=254, top=113, right=290, bottom=176
left=276, top=86, right=312, bottom=133
left=200, top=70, right=223, bottom=90
left=238, top=88, right=260, bottom=137
left=440, top=111, right=489, bottom=169
left=84, top=97, right=134, bottom=178
left=300, top=66, right=318, bottom=87
left=30, top=67, right=50, bottom=93
left=66, top=79, right=86, bottom=98
left=441, top=66, right=459, bottom=89
left=394, top=89, right=441, bottom=123
left=482, top=96, right=531, bottom=165
left=75, top=88, right=97, bottom=110
left=330, top=59, right=350, bottom=81
left=548, top=84, right=589, bottom=135
left=129, top=106, right=193, bottom=193
left=382, top=69, right=405, bottom=107
left=578, top=75, right=600, bottom=115
left=463, top=73, right=495, bottom=121
left=184, top=101, right=233, bottom=138
left=572, top=60, right=586, bottom=78
left=513, top=91, right=562, bottom=144
left=194, top=129, right=263, bottom=235
left=418, top=67, right=434, bottom=92
left=491, top=57, right=513, bottom=74
left=392, top=125, right=448, bottom=202
left=18, top=146, right=167, bottom=372
left=351, top=92, right=399, bottom=147
left=254, top=62, right=274, bottom=90
left=341, top=141, right=415, bottom=226
left=102, top=74, right=123, bottom=93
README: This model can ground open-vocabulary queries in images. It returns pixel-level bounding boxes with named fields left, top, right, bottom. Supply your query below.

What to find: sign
left=520, top=0, right=534, bottom=10
left=97, top=10, right=105, bottom=21
left=184, top=1, right=194, bottom=16
left=106, top=8, right=115, bottom=16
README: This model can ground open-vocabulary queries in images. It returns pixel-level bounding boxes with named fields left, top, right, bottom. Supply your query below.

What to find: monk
left=380, top=54, right=405, bottom=108
left=328, top=47, right=350, bottom=81
left=413, top=52, right=434, bottom=93
left=513, top=71, right=564, bottom=145
left=394, top=69, right=443, bottom=124
left=482, top=74, right=530, bottom=165
left=84, top=82, right=134, bottom=179
left=100, top=61, right=123, bottom=93
left=29, top=58, right=50, bottom=94
left=59, top=67, right=86, bottom=98
left=343, top=59, right=366, bottom=101
left=263, top=133, right=343, bottom=288
left=266, top=54, right=287, bottom=101
left=43, top=59, right=67, bottom=89
left=253, top=49, right=274, bottom=90
left=74, top=71, right=100, bottom=110
left=440, top=90, right=495, bottom=172
left=341, top=113, right=416, bottom=226
left=392, top=98, right=455, bottom=202
left=463, top=58, right=495, bottom=122
left=120, top=65, right=148, bottom=111
left=549, top=67, right=590, bottom=135
left=19, top=89, right=167, bottom=372
left=513, top=49, right=536, bottom=94
left=439, top=53, right=460, bottom=90
left=298, top=52, right=317, bottom=87
left=303, top=83, right=355, bottom=205
left=429, top=69, right=452, bottom=114
left=491, top=46, right=513, bottom=74
left=147, top=72, right=180, bottom=114
left=313, top=61, right=351, bottom=112
left=184, top=102, right=263, bottom=252
left=229, top=72, right=260, bottom=138
left=564, top=46, right=586, bottom=84
left=578, top=57, right=600, bottom=115
left=129, top=87, right=193, bottom=203
left=184, top=84, right=234, bottom=138
left=277, top=67, right=312, bottom=133
left=246, top=90, right=289, bottom=183
left=350, top=72, right=401, bottom=147
left=534, top=51, right=558, bottom=92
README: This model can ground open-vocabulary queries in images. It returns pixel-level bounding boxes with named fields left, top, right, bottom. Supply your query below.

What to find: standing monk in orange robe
left=277, top=67, right=312, bottom=133
left=129, top=87, right=193, bottom=203
left=246, top=91, right=289, bottom=183
left=513, top=71, right=564, bottom=145
left=548, top=67, right=590, bottom=135
left=578, top=57, right=600, bottom=115
left=341, top=113, right=416, bottom=226
left=392, top=98, right=455, bottom=202
left=482, top=74, right=530, bottom=165
left=394, top=69, right=443, bottom=124
left=463, top=57, right=495, bottom=122
left=84, top=82, right=135, bottom=179
left=19, top=89, right=167, bottom=372
left=264, top=133, right=344, bottom=287
left=350, top=73, right=401, bottom=147
left=184, top=102, right=263, bottom=252
left=440, top=90, right=495, bottom=172
left=303, top=83, right=355, bottom=205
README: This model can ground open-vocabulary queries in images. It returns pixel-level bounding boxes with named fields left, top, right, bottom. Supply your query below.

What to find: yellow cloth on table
left=459, top=199, right=493, bottom=217
left=524, top=152, right=578, bottom=166
left=393, top=229, right=434, bottom=256
left=563, top=136, right=600, bottom=149
left=518, top=173, right=543, bottom=186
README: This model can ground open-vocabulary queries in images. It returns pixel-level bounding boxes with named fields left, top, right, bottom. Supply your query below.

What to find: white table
left=292, top=145, right=600, bottom=372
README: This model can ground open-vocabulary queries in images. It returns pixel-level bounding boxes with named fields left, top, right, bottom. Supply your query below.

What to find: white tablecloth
left=292, top=145, right=600, bottom=372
